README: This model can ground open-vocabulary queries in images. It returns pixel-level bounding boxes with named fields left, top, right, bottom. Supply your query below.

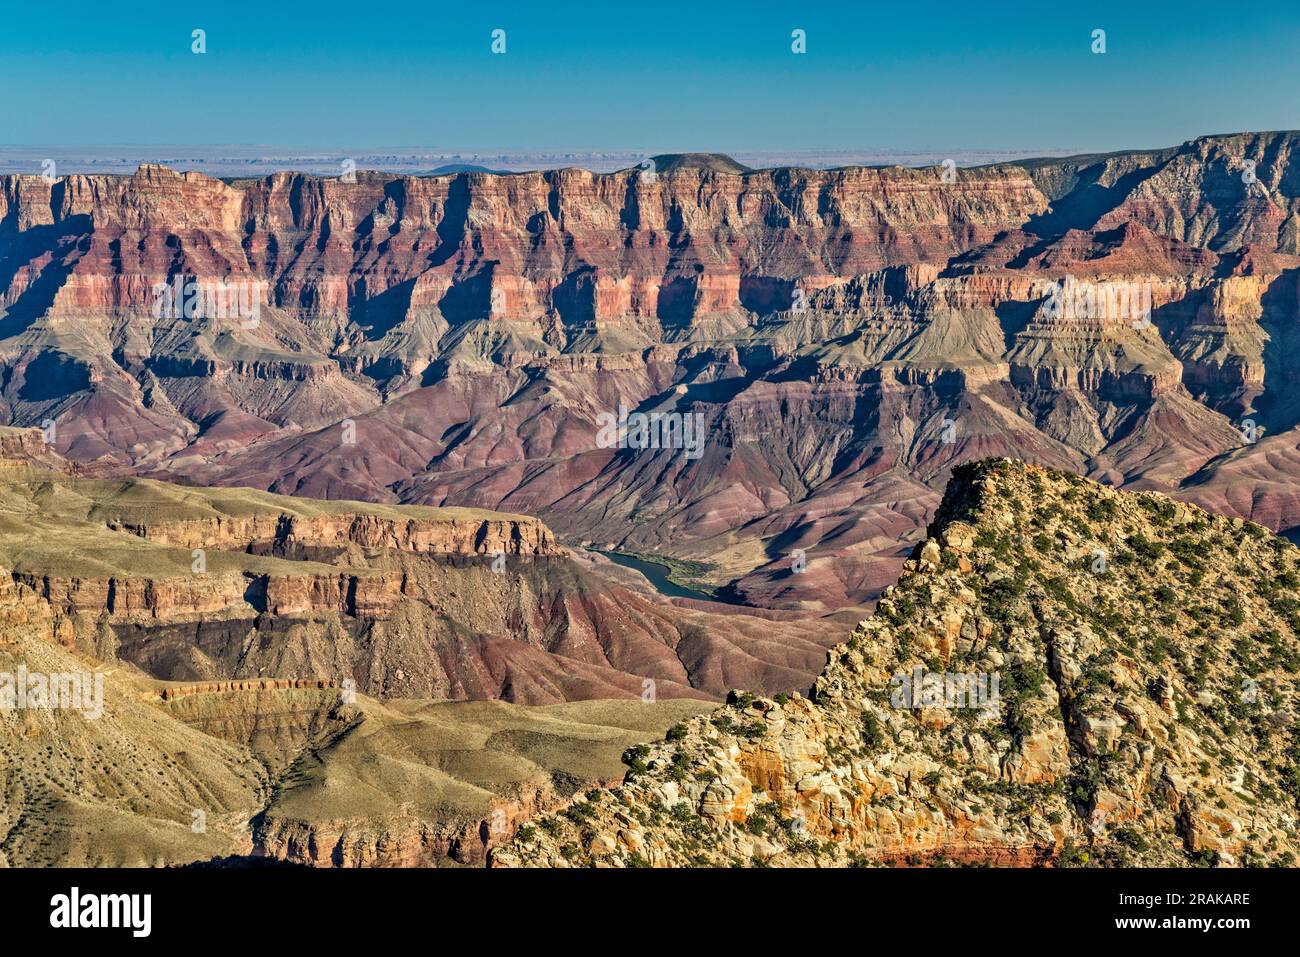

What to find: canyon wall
left=1, top=132, right=1299, bottom=610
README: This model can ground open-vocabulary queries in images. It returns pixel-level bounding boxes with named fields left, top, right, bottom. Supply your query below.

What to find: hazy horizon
left=0, top=143, right=1104, bottom=177
left=0, top=130, right=1279, bottom=178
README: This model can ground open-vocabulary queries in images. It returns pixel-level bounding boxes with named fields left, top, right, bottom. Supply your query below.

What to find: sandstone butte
left=492, top=460, right=1300, bottom=868
left=1, top=132, right=1299, bottom=616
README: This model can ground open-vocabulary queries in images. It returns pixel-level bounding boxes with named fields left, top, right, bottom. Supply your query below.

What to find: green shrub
left=861, top=712, right=885, bottom=751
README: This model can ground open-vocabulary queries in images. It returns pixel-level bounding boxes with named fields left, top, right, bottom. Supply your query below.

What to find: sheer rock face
left=491, top=460, right=1300, bottom=868
left=3, top=134, right=1300, bottom=613
left=123, top=512, right=558, bottom=557
left=0, top=426, right=67, bottom=466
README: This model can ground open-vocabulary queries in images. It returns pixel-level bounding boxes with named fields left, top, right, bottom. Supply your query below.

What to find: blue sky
left=2, top=0, right=1297, bottom=152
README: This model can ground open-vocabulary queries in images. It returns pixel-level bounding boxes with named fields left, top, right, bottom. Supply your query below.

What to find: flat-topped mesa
left=0, top=160, right=1050, bottom=325
left=13, top=571, right=244, bottom=621
left=0, top=468, right=561, bottom=628
left=642, top=153, right=753, bottom=175
left=0, top=458, right=848, bottom=709
left=0, top=461, right=559, bottom=560
left=119, top=510, right=559, bottom=557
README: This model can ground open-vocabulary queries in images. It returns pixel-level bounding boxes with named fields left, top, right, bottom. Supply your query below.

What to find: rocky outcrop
left=121, top=511, right=559, bottom=558
left=11, top=568, right=417, bottom=621
left=0, top=568, right=66, bottom=646
left=151, top=677, right=338, bottom=702
left=252, top=779, right=594, bottom=868
left=492, top=460, right=1300, bottom=867
left=0, top=427, right=76, bottom=472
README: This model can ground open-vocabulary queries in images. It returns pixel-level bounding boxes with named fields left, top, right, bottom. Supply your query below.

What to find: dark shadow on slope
left=427, top=174, right=472, bottom=269
left=437, top=268, right=494, bottom=327
left=1023, top=163, right=1165, bottom=237
left=995, top=298, right=1038, bottom=354
left=351, top=277, right=417, bottom=341
left=552, top=266, right=597, bottom=328
left=0, top=217, right=92, bottom=337
left=15, top=350, right=92, bottom=401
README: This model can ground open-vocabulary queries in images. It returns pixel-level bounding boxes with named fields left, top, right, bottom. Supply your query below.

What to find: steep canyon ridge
left=495, top=460, right=1300, bottom=868
left=2, top=131, right=1300, bottom=866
